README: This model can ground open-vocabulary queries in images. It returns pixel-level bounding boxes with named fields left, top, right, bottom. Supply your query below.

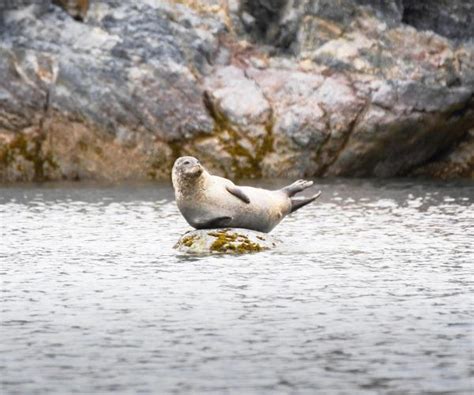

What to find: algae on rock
left=174, top=228, right=279, bottom=254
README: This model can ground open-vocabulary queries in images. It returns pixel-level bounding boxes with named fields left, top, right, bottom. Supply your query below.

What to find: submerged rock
left=0, top=0, right=473, bottom=182
left=174, top=228, right=279, bottom=254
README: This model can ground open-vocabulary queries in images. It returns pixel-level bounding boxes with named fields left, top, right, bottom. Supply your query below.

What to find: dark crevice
left=401, top=0, right=474, bottom=42
left=240, top=0, right=287, bottom=39
left=239, top=0, right=296, bottom=50
left=31, top=85, right=54, bottom=182
left=52, top=0, right=89, bottom=22
left=320, top=101, right=369, bottom=177
left=418, top=100, right=474, bottom=167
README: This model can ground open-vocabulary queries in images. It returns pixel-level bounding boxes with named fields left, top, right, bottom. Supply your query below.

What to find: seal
left=172, top=156, right=321, bottom=233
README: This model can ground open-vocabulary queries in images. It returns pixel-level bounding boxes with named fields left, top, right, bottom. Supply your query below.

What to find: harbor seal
left=172, top=156, right=321, bottom=233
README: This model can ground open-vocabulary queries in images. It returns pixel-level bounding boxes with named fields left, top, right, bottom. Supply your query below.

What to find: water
left=1, top=179, right=473, bottom=394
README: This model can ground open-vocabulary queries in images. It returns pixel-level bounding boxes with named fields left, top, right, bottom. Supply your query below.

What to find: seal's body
left=172, top=156, right=321, bottom=233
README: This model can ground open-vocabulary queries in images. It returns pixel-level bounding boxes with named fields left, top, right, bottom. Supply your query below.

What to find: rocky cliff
left=0, top=0, right=472, bottom=182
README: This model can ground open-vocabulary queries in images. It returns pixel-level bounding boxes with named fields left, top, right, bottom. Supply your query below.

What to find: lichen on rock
left=174, top=228, right=279, bottom=254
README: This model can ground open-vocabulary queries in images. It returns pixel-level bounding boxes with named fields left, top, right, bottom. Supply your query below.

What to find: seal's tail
left=290, top=191, right=322, bottom=213
left=282, top=179, right=314, bottom=197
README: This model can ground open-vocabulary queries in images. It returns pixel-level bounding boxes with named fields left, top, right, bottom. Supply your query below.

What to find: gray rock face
left=174, top=228, right=279, bottom=254
left=0, top=0, right=473, bottom=182
left=238, top=0, right=473, bottom=50
left=0, top=0, right=222, bottom=181
left=402, top=0, right=474, bottom=42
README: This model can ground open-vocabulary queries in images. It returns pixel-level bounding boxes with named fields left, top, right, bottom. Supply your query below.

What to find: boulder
left=174, top=228, right=279, bottom=254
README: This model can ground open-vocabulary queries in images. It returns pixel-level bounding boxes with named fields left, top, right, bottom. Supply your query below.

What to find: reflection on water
left=1, top=179, right=473, bottom=394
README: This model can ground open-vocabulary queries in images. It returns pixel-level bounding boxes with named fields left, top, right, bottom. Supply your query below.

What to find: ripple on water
left=0, top=179, right=473, bottom=394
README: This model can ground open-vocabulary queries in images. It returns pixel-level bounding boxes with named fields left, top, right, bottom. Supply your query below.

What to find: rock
left=204, top=65, right=271, bottom=136
left=0, top=0, right=473, bottom=182
left=402, top=0, right=474, bottom=42
left=410, top=129, right=474, bottom=179
left=0, top=0, right=221, bottom=181
left=246, top=68, right=365, bottom=177
left=238, top=0, right=473, bottom=51
left=174, top=228, right=279, bottom=254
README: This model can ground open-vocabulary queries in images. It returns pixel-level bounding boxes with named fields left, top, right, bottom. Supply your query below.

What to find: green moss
left=206, top=103, right=275, bottom=180
left=147, top=153, right=173, bottom=180
left=208, top=230, right=263, bottom=253
left=77, top=139, right=104, bottom=157
left=181, top=234, right=197, bottom=247
left=0, top=133, right=58, bottom=181
left=44, top=151, right=59, bottom=171
left=0, top=144, right=12, bottom=167
left=78, top=140, right=88, bottom=151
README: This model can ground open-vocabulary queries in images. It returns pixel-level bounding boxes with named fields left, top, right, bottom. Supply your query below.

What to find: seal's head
left=172, top=156, right=204, bottom=190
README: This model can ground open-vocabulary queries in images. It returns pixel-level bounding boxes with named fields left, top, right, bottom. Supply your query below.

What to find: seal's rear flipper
left=290, top=191, right=321, bottom=213
left=282, top=180, right=314, bottom=197
left=194, top=216, right=232, bottom=229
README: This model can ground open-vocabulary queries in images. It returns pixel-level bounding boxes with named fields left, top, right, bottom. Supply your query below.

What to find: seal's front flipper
left=290, top=191, right=321, bottom=213
left=193, top=216, right=232, bottom=229
left=226, top=186, right=250, bottom=204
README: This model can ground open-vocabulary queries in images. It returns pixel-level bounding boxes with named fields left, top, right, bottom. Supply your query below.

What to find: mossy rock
left=174, top=228, right=279, bottom=254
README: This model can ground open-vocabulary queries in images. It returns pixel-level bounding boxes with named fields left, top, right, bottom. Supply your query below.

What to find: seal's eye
left=183, top=160, right=191, bottom=165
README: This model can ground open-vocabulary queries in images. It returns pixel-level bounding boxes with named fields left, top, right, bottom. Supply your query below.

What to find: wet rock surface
left=174, top=228, right=279, bottom=254
left=0, top=0, right=473, bottom=182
